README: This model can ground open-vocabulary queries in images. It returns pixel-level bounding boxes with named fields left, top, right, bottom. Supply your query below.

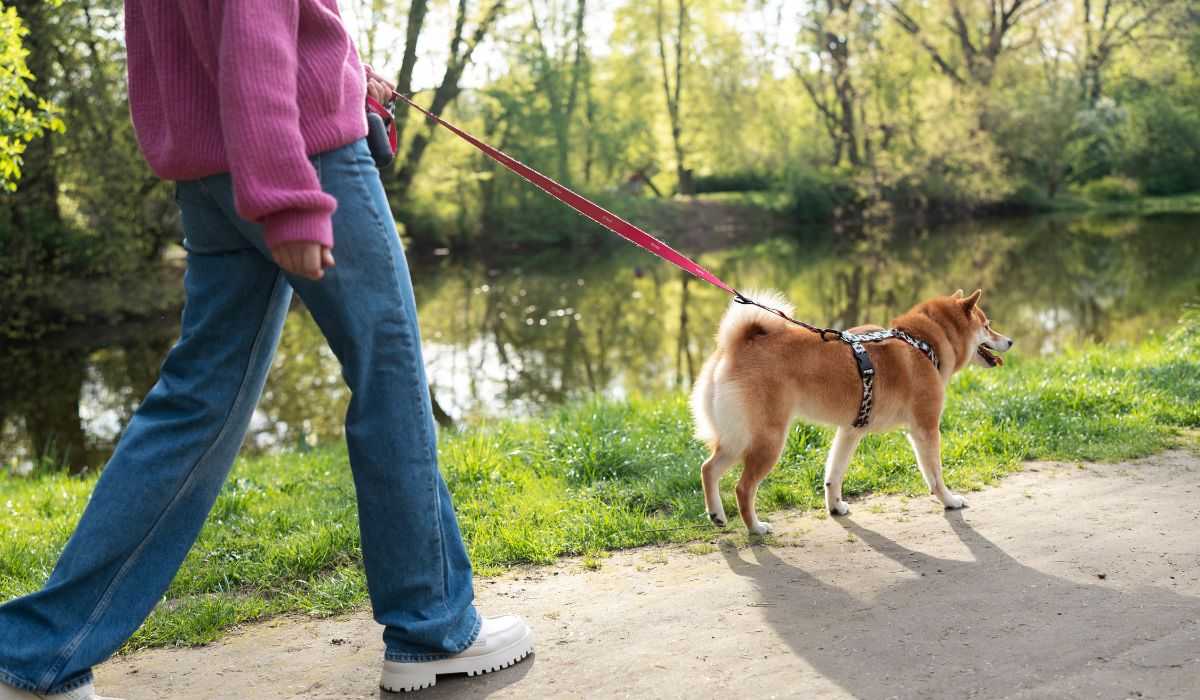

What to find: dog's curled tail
left=691, top=354, right=719, bottom=446
left=716, top=289, right=795, bottom=350
left=692, top=289, right=794, bottom=446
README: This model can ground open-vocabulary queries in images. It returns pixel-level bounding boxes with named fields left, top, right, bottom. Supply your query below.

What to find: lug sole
left=379, top=626, right=534, bottom=693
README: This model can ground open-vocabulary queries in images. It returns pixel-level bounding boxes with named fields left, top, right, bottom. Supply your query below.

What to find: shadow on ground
left=721, top=510, right=1200, bottom=699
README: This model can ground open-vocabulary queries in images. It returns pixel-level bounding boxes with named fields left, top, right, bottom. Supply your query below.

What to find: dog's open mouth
left=977, top=344, right=1004, bottom=367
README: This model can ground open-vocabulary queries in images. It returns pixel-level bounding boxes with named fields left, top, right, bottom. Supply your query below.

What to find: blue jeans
left=0, top=139, right=479, bottom=695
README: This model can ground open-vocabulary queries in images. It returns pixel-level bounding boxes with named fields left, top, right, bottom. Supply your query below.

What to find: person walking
left=0, top=3, right=533, bottom=698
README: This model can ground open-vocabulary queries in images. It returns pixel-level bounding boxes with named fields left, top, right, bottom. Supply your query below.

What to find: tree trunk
left=392, top=0, right=431, bottom=150
left=656, top=0, right=691, bottom=195
left=393, top=0, right=506, bottom=202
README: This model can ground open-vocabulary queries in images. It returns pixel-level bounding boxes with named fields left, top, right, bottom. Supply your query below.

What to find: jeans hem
left=0, top=666, right=93, bottom=694
left=383, top=608, right=482, bottom=663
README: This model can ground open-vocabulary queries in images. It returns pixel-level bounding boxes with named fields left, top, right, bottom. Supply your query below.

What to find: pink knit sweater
left=125, top=1, right=368, bottom=249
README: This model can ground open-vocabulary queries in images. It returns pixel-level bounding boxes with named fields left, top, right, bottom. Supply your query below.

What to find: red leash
left=391, top=92, right=836, bottom=336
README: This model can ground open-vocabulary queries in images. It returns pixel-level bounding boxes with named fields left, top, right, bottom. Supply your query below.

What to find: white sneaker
left=379, top=615, right=534, bottom=692
left=0, top=681, right=121, bottom=700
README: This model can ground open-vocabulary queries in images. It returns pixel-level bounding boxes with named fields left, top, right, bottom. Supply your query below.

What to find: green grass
left=1045, top=191, right=1200, bottom=215
left=2, top=324, right=1198, bottom=652
left=693, top=190, right=792, bottom=211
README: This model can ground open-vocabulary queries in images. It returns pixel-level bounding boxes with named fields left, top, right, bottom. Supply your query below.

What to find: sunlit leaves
left=0, top=6, right=65, bottom=192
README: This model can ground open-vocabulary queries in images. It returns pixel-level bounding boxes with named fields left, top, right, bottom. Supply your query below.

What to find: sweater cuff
left=262, top=208, right=334, bottom=250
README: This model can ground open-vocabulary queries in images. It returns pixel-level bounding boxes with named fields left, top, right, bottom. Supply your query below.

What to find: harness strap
left=839, top=329, right=940, bottom=428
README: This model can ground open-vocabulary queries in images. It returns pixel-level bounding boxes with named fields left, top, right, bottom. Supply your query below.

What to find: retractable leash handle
left=366, top=95, right=398, bottom=168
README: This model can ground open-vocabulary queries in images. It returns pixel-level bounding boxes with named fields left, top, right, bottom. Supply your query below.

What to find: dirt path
left=97, top=450, right=1200, bottom=699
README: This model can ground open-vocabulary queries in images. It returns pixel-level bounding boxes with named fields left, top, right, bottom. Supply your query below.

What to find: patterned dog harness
left=728, top=294, right=939, bottom=429
left=838, top=329, right=939, bottom=428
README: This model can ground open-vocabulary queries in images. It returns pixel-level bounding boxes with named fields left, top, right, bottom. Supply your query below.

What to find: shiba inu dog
left=691, top=289, right=1012, bottom=534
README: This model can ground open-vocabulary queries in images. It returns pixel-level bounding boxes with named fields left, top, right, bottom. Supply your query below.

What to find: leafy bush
left=1122, top=96, right=1200, bottom=196
left=692, top=170, right=772, bottom=194
left=1081, top=176, right=1140, bottom=202
left=781, top=169, right=860, bottom=223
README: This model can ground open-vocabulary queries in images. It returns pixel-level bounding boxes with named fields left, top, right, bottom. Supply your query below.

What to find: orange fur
left=693, top=289, right=1013, bottom=532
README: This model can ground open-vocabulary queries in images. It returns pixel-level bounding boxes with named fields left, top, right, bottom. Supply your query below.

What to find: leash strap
left=391, top=93, right=942, bottom=428
left=392, top=92, right=846, bottom=336
left=393, top=92, right=737, bottom=295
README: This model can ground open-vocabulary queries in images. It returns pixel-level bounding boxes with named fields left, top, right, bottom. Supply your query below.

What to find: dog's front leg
left=823, top=427, right=865, bottom=515
left=907, top=428, right=966, bottom=509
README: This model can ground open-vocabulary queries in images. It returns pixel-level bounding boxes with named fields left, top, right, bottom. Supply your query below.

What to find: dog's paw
left=708, top=512, right=728, bottom=528
left=749, top=521, right=773, bottom=536
left=828, top=500, right=850, bottom=516
left=942, top=493, right=967, bottom=510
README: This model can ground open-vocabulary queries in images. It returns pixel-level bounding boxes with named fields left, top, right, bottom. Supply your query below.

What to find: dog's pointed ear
left=962, top=289, right=982, bottom=314
left=952, top=289, right=964, bottom=299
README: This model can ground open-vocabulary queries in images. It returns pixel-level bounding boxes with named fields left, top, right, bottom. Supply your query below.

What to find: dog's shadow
left=720, top=512, right=1199, bottom=698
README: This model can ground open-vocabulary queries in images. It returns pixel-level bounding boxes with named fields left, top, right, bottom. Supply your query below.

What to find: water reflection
left=2, top=213, right=1198, bottom=472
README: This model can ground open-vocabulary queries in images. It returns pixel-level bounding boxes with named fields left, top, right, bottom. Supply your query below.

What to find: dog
left=691, top=289, right=1012, bottom=534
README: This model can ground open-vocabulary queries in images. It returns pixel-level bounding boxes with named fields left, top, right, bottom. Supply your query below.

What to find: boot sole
left=379, top=624, right=535, bottom=692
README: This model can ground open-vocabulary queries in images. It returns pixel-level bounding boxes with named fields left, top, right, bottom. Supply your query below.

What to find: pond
left=2, top=211, right=1198, bottom=473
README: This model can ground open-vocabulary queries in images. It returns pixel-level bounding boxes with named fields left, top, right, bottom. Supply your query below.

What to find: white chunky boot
left=379, top=615, right=534, bottom=692
left=0, top=682, right=121, bottom=700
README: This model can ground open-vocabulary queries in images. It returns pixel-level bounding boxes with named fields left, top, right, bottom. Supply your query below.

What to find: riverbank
left=3, top=323, right=1197, bottom=652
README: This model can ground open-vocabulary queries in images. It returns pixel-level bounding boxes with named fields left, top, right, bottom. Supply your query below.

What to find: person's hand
left=271, top=241, right=335, bottom=281
left=364, top=64, right=395, bottom=103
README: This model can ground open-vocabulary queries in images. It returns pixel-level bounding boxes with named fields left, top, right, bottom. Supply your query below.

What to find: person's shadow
left=721, top=511, right=1200, bottom=699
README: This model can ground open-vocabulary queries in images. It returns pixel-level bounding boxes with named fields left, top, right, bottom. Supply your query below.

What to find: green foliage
left=0, top=6, right=64, bottom=191
left=1081, top=175, right=1140, bottom=203
left=4, top=0, right=1200, bottom=330
left=0, top=0, right=177, bottom=341
left=3, top=331, right=1198, bottom=649
left=1122, top=95, right=1200, bottom=196
left=781, top=168, right=859, bottom=224
left=692, top=170, right=772, bottom=194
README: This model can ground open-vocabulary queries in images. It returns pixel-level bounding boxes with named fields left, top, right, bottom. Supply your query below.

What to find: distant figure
left=0, top=3, right=532, bottom=699
left=619, top=167, right=664, bottom=198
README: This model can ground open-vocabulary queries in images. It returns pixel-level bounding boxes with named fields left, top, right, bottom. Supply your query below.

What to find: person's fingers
left=365, top=64, right=394, bottom=91
left=302, top=244, right=323, bottom=280
left=274, top=245, right=299, bottom=278
left=271, top=243, right=329, bottom=281
left=368, top=81, right=385, bottom=102
left=275, top=247, right=293, bottom=276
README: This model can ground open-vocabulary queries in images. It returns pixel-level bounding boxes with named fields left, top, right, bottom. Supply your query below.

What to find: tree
left=392, top=0, right=432, bottom=150
left=655, top=0, right=692, bottom=194
left=1079, top=0, right=1183, bottom=104
left=393, top=0, right=508, bottom=201
left=5, top=0, right=64, bottom=225
left=0, top=5, right=63, bottom=192
left=888, top=0, right=1053, bottom=88
left=791, top=0, right=873, bottom=167
left=526, top=0, right=589, bottom=183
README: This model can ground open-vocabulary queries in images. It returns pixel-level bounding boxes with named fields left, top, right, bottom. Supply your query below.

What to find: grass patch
left=1045, top=190, right=1200, bottom=215
left=2, top=329, right=1197, bottom=651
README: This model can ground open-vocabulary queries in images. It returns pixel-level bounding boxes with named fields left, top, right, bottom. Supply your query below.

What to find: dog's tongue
left=978, top=346, right=1003, bottom=367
